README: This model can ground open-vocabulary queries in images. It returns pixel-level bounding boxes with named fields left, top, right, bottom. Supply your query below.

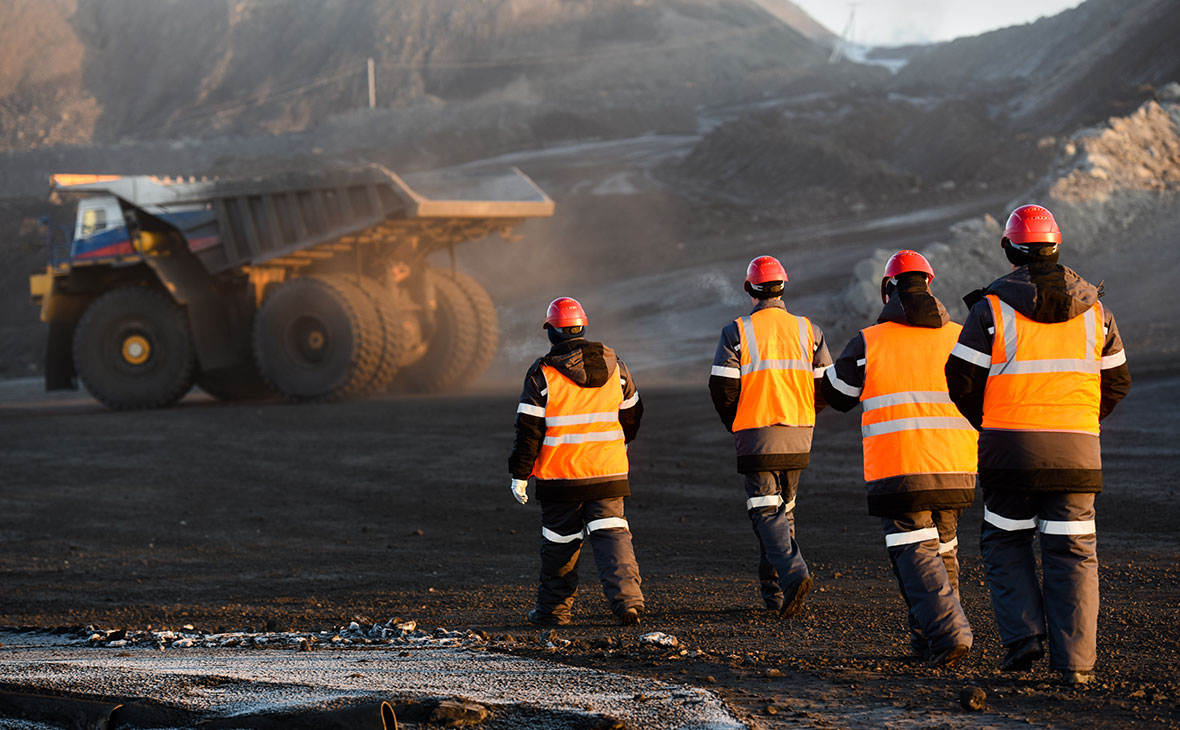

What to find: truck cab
left=70, top=196, right=134, bottom=261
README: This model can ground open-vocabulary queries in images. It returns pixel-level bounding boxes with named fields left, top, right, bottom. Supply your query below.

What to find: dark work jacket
left=822, top=294, right=977, bottom=516
left=945, top=265, right=1131, bottom=493
left=509, top=338, right=643, bottom=502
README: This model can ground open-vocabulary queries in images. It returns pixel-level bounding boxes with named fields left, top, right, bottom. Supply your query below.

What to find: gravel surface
left=0, top=631, right=742, bottom=729
left=1, top=373, right=1177, bottom=728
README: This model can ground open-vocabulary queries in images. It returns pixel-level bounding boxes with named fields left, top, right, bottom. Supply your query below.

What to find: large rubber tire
left=448, top=270, right=499, bottom=388
left=394, top=268, right=479, bottom=393
left=252, top=275, right=381, bottom=402
left=349, top=276, right=406, bottom=395
left=72, top=287, right=196, bottom=410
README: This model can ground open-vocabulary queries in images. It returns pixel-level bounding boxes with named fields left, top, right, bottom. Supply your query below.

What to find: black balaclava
left=745, top=280, right=785, bottom=300
left=547, top=324, right=585, bottom=346
left=1004, top=241, right=1072, bottom=322
left=892, top=272, right=942, bottom=327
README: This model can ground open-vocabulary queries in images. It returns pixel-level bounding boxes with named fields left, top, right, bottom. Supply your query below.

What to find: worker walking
left=821, top=250, right=977, bottom=668
left=509, top=297, right=646, bottom=626
left=945, top=205, right=1131, bottom=685
left=709, top=256, right=832, bottom=618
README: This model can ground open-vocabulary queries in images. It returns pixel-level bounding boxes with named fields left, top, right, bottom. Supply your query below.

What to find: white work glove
left=510, top=478, right=529, bottom=505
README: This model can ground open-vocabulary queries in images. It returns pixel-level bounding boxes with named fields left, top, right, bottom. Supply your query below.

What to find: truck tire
left=252, top=275, right=381, bottom=402
left=347, top=276, right=406, bottom=395
left=394, top=268, right=479, bottom=393
left=448, top=270, right=499, bottom=388
left=72, top=287, right=196, bottom=409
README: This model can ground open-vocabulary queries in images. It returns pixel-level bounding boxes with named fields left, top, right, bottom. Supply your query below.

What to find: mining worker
left=709, top=255, right=832, bottom=618
left=945, top=205, right=1131, bottom=685
left=508, top=296, right=646, bottom=627
left=821, top=250, right=976, bottom=668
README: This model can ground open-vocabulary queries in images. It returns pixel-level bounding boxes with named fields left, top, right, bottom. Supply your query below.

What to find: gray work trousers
left=536, top=497, right=643, bottom=620
left=745, top=470, right=809, bottom=605
left=882, top=509, right=973, bottom=655
left=980, top=489, right=1098, bottom=671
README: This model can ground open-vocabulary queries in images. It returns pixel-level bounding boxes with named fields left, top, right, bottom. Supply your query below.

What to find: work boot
left=778, top=576, right=813, bottom=620
left=618, top=606, right=643, bottom=626
left=764, top=596, right=784, bottom=612
left=911, top=634, right=932, bottom=663
left=527, top=609, right=569, bottom=626
left=1000, top=636, right=1044, bottom=672
left=1060, top=669, right=1097, bottom=687
left=926, top=643, right=970, bottom=669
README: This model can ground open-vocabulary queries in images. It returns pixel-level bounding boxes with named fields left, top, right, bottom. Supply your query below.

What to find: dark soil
left=0, top=375, right=1176, bottom=728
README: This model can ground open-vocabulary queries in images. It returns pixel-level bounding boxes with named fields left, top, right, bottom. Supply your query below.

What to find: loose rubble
left=77, top=618, right=479, bottom=652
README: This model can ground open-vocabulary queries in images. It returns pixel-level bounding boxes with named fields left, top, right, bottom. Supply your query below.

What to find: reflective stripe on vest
left=732, top=308, right=816, bottom=432
left=982, top=295, right=1103, bottom=435
left=531, top=364, right=629, bottom=481
left=860, top=321, right=977, bottom=483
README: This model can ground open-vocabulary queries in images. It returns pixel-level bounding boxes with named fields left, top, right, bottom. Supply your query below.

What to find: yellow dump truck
left=30, top=165, right=554, bottom=408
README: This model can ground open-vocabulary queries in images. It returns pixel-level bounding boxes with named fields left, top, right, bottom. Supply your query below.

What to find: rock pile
left=838, top=94, right=1180, bottom=329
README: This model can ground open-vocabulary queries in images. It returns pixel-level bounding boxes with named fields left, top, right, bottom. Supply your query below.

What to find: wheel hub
left=292, top=315, right=329, bottom=363
left=121, top=334, right=151, bottom=365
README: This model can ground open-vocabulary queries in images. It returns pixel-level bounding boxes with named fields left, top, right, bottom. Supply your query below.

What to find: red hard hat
left=543, top=297, right=588, bottom=329
left=745, top=255, right=788, bottom=286
left=881, top=250, right=934, bottom=304
left=1002, top=204, right=1061, bottom=247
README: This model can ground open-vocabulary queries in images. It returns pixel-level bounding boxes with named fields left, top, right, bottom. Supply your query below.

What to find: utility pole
left=368, top=58, right=376, bottom=109
left=829, top=3, right=858, bottom=63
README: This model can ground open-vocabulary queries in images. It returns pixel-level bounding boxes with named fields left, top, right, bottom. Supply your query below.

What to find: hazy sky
left=792, top=0, right=1085, bottom=46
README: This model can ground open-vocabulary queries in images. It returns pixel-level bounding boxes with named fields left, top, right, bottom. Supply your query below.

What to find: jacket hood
left=877, top=291, right=950, bottom=328
left=986, top=265, right=1099, bottom=323
left=750, top=298, right=786, bottom=315
left=542, top=339, right=617, bottom=388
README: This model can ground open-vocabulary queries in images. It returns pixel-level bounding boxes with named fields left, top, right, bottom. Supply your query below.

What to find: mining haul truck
left=28, top=166, right=554, bottom=409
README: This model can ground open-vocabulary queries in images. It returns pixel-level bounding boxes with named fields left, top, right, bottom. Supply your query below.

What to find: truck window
left=80, top=207, right=108, bottom=237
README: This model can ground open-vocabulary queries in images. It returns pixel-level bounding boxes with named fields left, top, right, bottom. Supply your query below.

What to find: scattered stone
left=703, top=676, right=717, bottom=684
left=959, top=686, right=987, bottom=711
left=428, top=699, right=488, bottom=726
left=413, top=529, right=424, bottom=536
left=766, top=705, right=779, bottom=715
left=592, top=717, right=627, bottom=730
left=765, top=668, right=784, bottom=677
left=298, top=638, right=312, bottom=652
left=639, top=632, right=679, bottom=648
left=539, top=629, right=558, bottom=644
left=632, top=693, right=647, bottom=702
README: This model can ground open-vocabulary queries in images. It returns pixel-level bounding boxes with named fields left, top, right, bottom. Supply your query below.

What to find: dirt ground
left=1, top=370, right=1176, bottom=729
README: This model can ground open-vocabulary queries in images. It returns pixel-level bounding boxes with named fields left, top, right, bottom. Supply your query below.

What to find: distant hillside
left=894, top=0, right=1180, bottom=131
left=0, top=0, right=831, bottom=151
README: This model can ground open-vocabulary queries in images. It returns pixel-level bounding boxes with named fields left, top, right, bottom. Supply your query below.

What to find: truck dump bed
left=51, top=165, right=554, bottom=273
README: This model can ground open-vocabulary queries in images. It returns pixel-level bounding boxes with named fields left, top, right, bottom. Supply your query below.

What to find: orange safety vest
left=860, top=322, right=977, bottom=482
left=732, top=308, right=816, bottom=432
left=531, top=363, right=629, bottom=481
left=982, top=295, right=1103, bottom=435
